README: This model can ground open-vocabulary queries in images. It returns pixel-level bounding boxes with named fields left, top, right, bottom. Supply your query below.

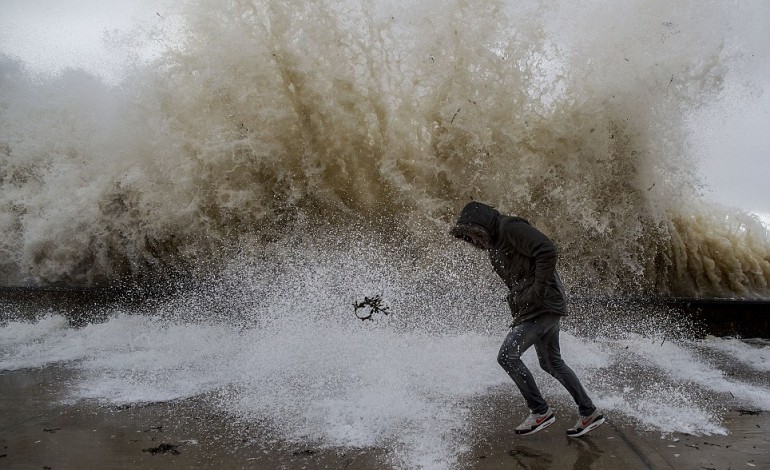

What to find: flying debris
left=353, top=295, right=391, bottom=321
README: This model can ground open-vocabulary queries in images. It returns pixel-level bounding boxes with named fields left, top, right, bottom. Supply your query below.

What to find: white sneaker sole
left=515, top=415, right=556, bottom=435
left=567, top=417, right=606, bottom=437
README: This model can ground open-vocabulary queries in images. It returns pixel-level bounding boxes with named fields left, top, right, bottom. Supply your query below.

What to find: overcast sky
left=693, top=88, right=770, bottom=216
left=1, top=0, right=769, bottom=216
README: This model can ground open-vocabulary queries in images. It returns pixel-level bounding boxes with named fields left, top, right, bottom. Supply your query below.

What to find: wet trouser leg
left=535, top=315, right=596, bottom=416
left=497, top=313, right=595, bottom=416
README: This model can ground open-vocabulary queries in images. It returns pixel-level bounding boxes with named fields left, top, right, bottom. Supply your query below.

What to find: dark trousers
left=497, top=313, right=595, bottom=416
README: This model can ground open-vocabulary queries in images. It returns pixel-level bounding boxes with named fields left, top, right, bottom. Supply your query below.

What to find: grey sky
left=694, top=87, right=770, bottom=215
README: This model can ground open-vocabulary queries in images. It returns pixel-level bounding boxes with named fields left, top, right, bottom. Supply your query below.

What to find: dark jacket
left=451, top=201, right=567, bottom=325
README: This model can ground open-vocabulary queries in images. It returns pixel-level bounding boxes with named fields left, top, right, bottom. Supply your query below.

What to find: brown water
left=1, top=1, right=769, bottom=295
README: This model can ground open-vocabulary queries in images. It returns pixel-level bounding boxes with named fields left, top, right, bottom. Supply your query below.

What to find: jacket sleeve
left=503, top=220, right=557, bottom=299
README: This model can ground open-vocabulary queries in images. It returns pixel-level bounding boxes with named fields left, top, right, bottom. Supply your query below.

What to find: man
left=451, top=201, right=604, bottom=437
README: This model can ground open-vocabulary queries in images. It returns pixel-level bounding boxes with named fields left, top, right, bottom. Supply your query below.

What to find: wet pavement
left=1, top=367, right=767, bottom=469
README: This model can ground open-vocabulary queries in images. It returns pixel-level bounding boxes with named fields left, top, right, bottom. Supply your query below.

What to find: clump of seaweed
left=353, top=295, right=391, bottom=321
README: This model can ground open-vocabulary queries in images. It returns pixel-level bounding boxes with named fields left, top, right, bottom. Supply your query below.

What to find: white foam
left=0, top=314, right=79, bottom=369
left=3, top=242, right=770, bottom=467
left=224, top=322, right=506, bottom=468
left=5, top=308, right=770, bottom=467
left=615, top=333, right=770, bottom=412
left=0, top=312, right=507, bottom=469
left=702, top=336, right=770, bottom=372
left=596, top=391, right=727, bottom=436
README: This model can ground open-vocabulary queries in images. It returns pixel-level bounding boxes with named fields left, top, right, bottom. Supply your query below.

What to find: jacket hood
left=450, top=201, right=500, bottom=248
left=454, top=201, right=500, bottom=231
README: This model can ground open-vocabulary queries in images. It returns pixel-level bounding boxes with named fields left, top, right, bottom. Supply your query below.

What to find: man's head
left=450, top=201, right=499, bottom=250
left=450, top=223, right=491, bottom=249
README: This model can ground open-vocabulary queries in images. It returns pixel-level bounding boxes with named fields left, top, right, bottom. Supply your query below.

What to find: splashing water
left=2, top=2, right=770, bottom=467
left=0, top=0, right=768, bottom=295
left=1, top=236, right=769, bottom=468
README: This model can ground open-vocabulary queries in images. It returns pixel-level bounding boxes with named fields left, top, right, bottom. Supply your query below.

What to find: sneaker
left=514, top=408, right=556, bottom=435
left=566, top=409, right=605, bottom=437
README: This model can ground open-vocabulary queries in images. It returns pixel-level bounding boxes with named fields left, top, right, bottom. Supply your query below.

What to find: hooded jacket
left=451, top=201, right=567, bottom=325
